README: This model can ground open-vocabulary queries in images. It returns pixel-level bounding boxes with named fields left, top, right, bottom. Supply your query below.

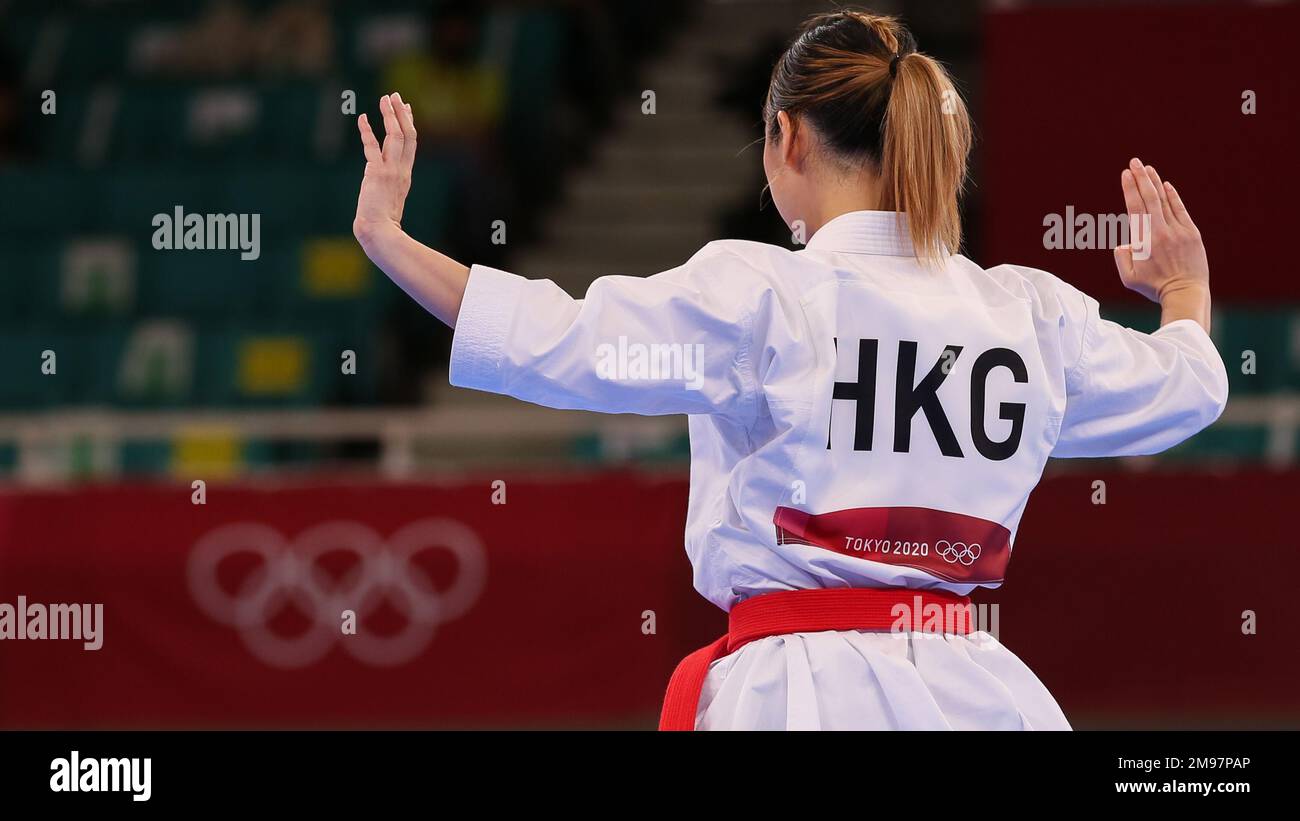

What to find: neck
left=802, top=169, right=888, bottom=235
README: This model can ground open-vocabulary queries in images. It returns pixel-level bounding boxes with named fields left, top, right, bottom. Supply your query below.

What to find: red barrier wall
left=0, top=469, right=1296, bottom=728
left=982, top=3, right=1299, bottom=304
left=0, top=474, right=720, bottom=729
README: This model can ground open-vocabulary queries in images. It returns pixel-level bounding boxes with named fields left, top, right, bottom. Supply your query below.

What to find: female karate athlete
left=353, top=11, right=1227, bottom=730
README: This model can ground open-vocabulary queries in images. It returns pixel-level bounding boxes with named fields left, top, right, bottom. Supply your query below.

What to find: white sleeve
left=448, top=244, right=761, bottom=420
left=1053, top=292, right=1229, bottom=458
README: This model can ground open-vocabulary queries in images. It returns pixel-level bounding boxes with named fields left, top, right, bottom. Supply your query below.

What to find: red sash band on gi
left=658, top=587, right=976, bottom=731
left=773, top=505, right=1012, bottom=585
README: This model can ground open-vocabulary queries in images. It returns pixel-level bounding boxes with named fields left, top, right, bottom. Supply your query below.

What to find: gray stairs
left=507, top=0, right=826, bottom=292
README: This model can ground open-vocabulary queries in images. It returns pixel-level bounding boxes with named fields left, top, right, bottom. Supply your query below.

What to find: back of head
left=764, top=10, right=973, bottom=263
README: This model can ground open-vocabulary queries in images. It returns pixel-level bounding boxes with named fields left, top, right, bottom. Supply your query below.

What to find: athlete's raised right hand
left=349, top=92, right=468, bottom=328
left=1114, top=157, right=1209, bottom=306
left=353, top=92, right=417, bottom=243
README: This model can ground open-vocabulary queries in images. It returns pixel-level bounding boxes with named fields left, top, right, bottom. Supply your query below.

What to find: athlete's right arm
left=1052, top=161, right=1227, bottom=458
left=351, top=93, right=767, bottom=420
left=353, top=93, right=470, bottom=328
left=446, top=244, right=765, bottom=420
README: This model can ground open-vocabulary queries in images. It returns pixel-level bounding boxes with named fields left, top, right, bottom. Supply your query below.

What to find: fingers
left=357, top=114, right=382, bottom=164
left=1124, top=155, right=1197, bottom=232
left=1143, top=164, right=1175, bottom=225
left=379, top=94, right=404, bottom=163
left=1113, top=243, right=1134, bottom=281
left=1163, top=180, right=1197, bottom=231
left=1121, top=166, right=1144, bottom=219
left=359, top=93, right=416, bottom=171
left=1127, top=157, right=1167, bottom=229
left=391, top=92, right=418, bottom=168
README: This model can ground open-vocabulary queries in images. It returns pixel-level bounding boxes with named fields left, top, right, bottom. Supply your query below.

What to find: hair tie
left=889, top=52, right=903, bottom=78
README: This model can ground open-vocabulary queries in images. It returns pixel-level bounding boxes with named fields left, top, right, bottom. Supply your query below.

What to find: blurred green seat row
left=1164, top=422, right=1275, bottom=462
left=2, top=2, right=482, bottom=84
left=0, top=161, right=453, bottom=240
left=3, top=1, right=564, bottom=85
left=4, top=2, right=568, bottom=173
left=0, top=234, right=394, bottom=321
left=29, top=84, right=333, bottom=164
left=0, top=321, right=378, bottom=409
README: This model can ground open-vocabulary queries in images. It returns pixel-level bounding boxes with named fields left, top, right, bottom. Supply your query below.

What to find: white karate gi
left=449, top=210, right=1228, bottom=730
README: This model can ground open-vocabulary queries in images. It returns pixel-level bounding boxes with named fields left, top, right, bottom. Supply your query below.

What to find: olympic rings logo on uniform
left=935, top=539, right=981, bottom=566
left=187, top=519, right=487, bottom=669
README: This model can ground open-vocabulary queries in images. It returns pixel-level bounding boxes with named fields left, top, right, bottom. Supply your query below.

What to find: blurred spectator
left=380, top=3, right=513, bottom=267
left=382, top=1, right=504, bottom=153
left=257, top=0, right=335, bottom=76
left=151, top=0, right=257, bottom=77
left=0, top=47, right=36, bottom=163
left=147, top=0, right=334, bottom=78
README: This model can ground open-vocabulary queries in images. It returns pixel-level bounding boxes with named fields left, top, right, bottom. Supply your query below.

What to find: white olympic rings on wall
left=187, top=519, right=487, bottom=669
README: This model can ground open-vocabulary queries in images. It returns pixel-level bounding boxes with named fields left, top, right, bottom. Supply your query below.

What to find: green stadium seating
left=193, top=324, right=337, bottom=407
left=0, top=241, right=55, bottom=317
left=1167, top=421, right=1271, bottom=461
left=504, top=10, right=566, bottom=139
left=139, top=249, right=265, bottom=317
left=0, top=170, right=92, bottom=235
left=1217, top=309, right=1294, bottom=394
left=113, top=86, right=189, bottom=162
left=29, top=92, right=90, bottom=161
left=0, top=328, right=103, bottom=408
left=100, top=170, right=220, bottom=236
left=112, top=320, right=197, bottom=407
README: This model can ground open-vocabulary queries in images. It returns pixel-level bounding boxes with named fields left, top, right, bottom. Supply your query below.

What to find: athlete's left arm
left=1052, top=162, right=1229, bottom=458
left=352, top=93, right=470, bottom=327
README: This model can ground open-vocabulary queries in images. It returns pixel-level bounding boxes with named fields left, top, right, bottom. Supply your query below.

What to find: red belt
left=658, top=587, right=975, bottom=731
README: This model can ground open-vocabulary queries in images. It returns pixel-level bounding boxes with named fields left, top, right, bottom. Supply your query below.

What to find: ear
left=776, top=110, right=801, bottom=171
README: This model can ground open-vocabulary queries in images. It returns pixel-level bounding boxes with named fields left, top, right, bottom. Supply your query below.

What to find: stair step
left=608, top=108, right=750, bottom=138
left=542, top=218, right=717, bottom=250
left=589, top=140, right=760, bottom=182
left=492, top=0, right=811, bottom=303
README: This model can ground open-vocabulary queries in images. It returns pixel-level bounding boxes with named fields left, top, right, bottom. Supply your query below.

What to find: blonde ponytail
left=881, top=52, right=972, bottom=262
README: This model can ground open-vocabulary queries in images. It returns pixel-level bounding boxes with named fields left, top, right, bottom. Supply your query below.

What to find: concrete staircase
left=508, top=0, right=825, bottom=293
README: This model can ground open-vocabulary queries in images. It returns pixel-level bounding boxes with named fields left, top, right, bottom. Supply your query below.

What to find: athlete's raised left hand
left=1114, top=158, right=1212, bottom=332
